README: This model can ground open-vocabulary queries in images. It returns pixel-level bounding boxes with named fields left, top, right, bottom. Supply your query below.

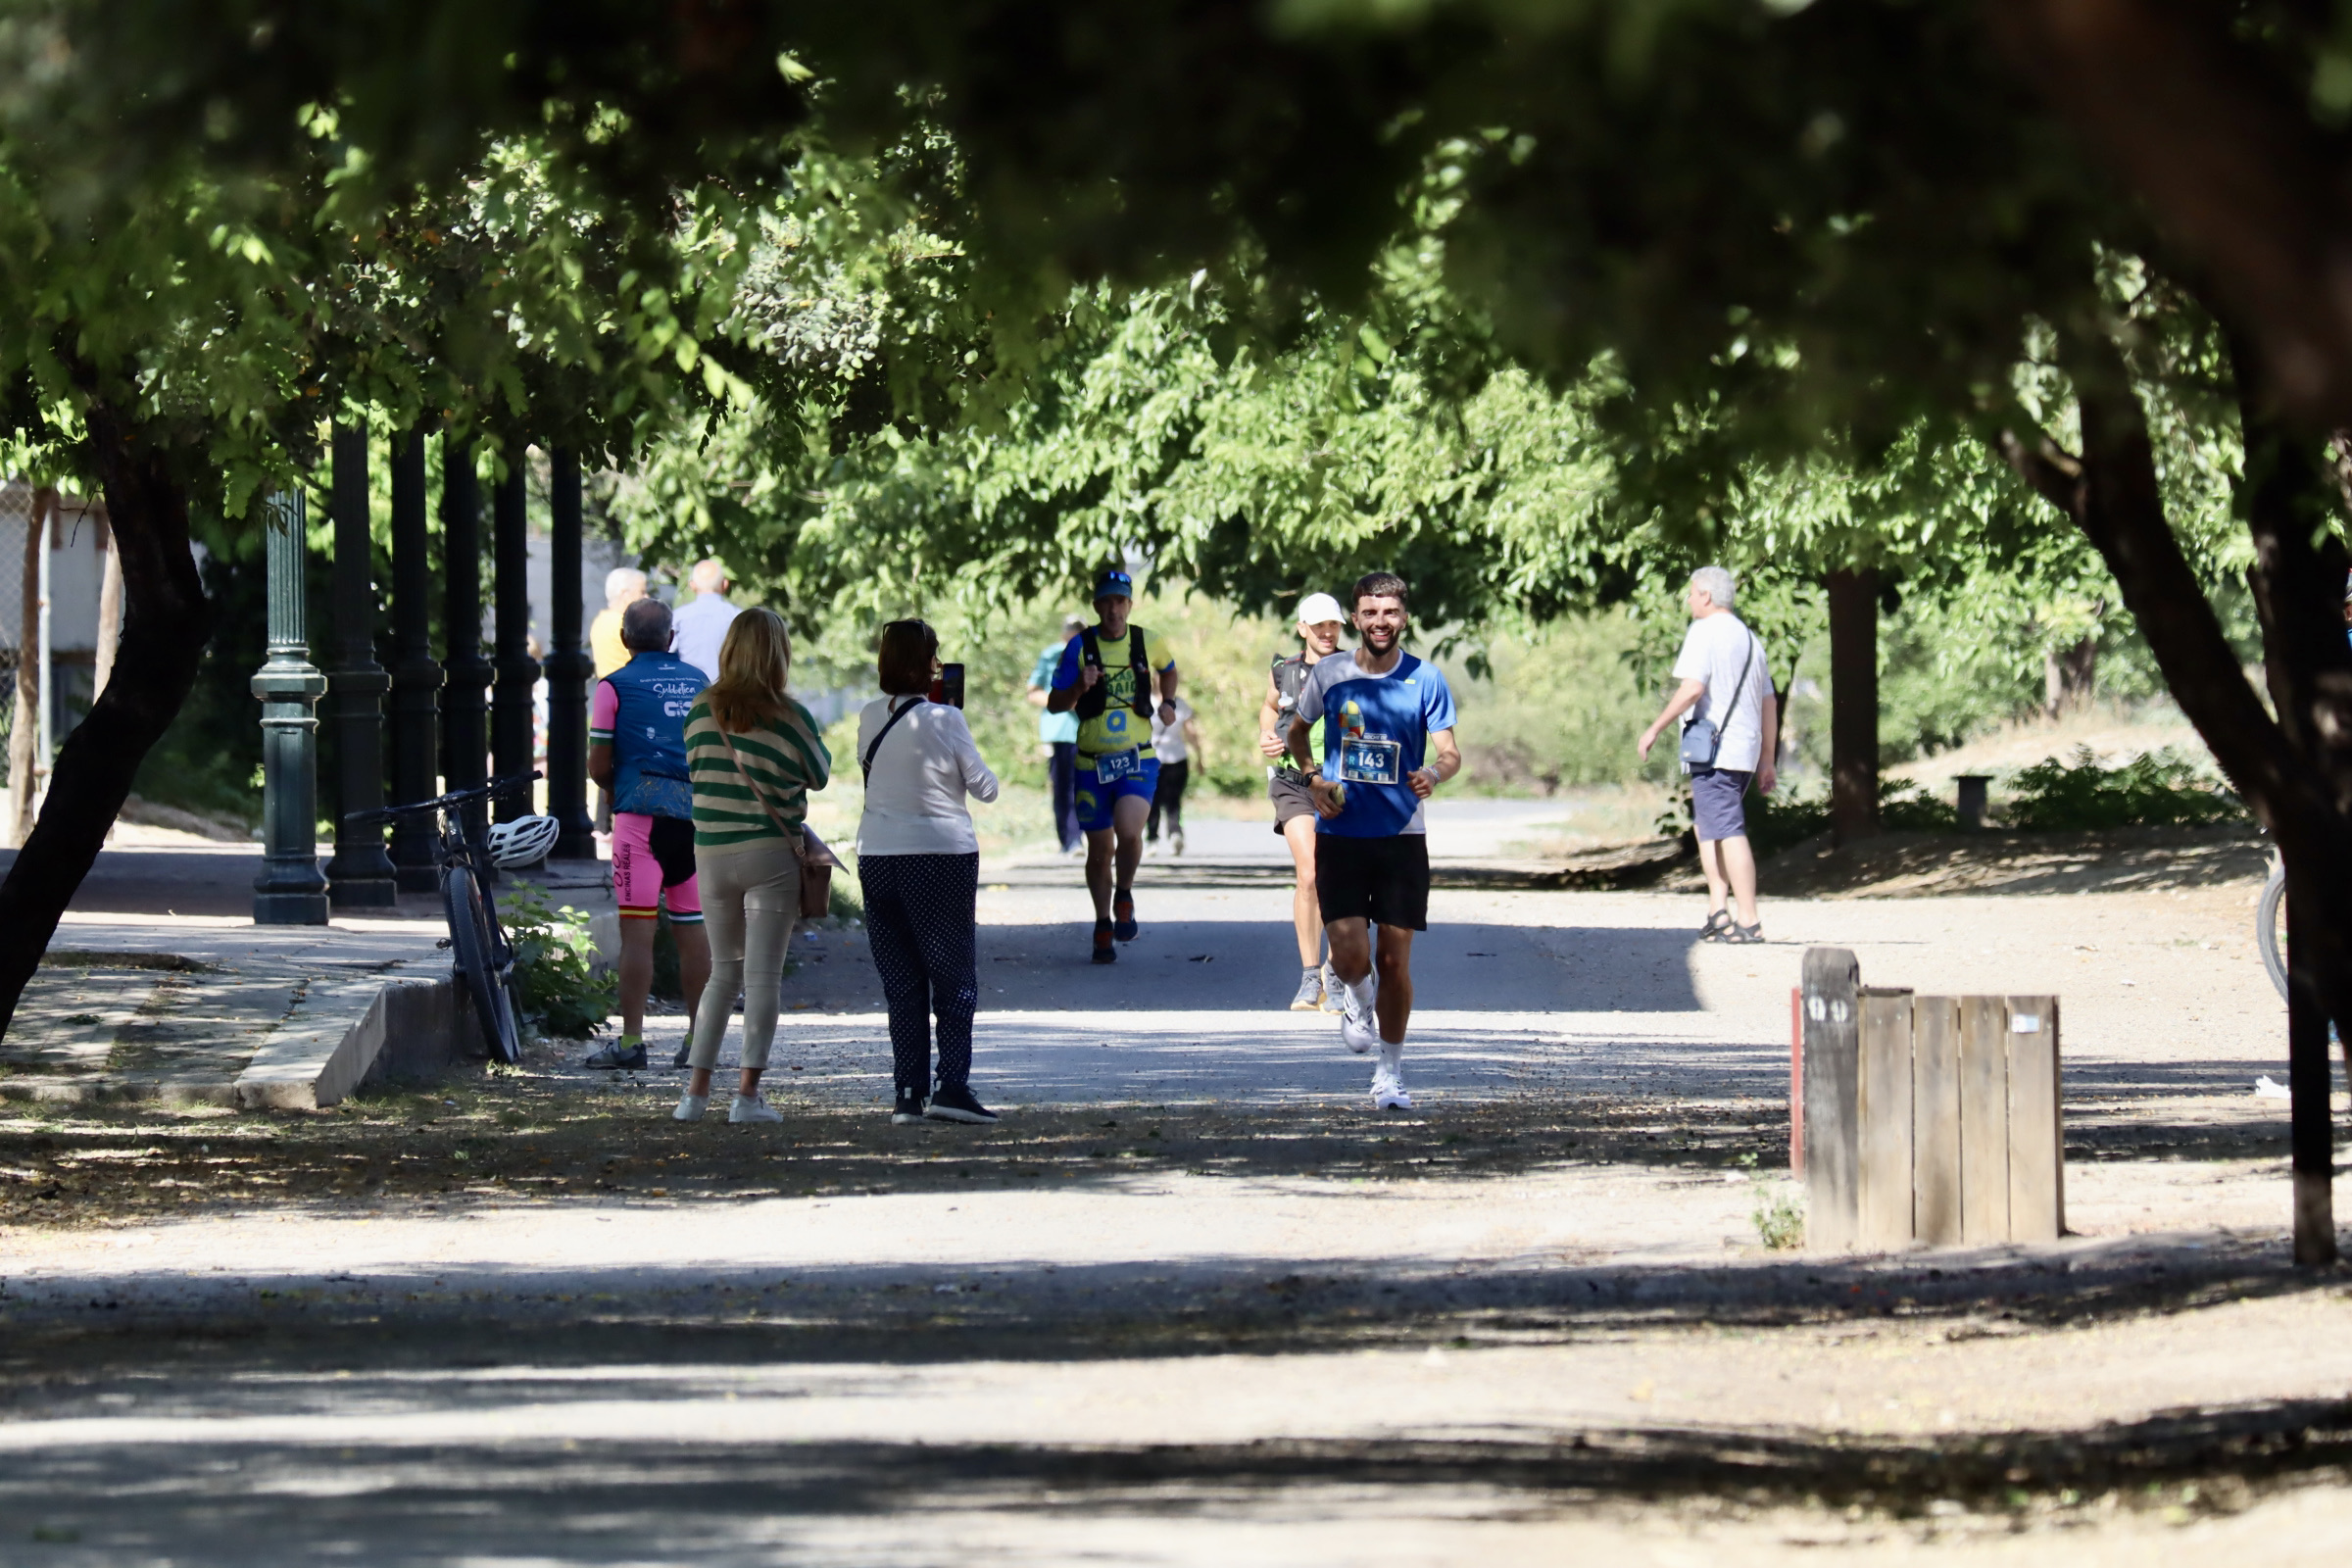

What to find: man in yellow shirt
left=1047, top=568, right=1180, bottom=964
left=590, top=565, right=648, bottom=681
left=588, top=566, right=647, bottom=834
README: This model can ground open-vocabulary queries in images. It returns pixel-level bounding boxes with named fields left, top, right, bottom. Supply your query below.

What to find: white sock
left=1378, top=1037, right=1403, bottom=1076
left=1346, top=976, right=1378, bottom=1015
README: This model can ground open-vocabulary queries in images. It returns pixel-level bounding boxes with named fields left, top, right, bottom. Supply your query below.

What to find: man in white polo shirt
left=1638, top=564, right=1779, bottom=943
left=670, top=559, right=741, bottom=680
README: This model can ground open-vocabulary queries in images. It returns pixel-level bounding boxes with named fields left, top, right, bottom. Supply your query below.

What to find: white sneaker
left=1171, top=828, right=1185, bottom=857
left=672, top=1093, right=709, bottom=1122
left=1372, top=1071, right=1412, bottom=1111
left=729, top=1094, right=783, bottom=1124
left=1338, top=981, right=1380, bottom=1055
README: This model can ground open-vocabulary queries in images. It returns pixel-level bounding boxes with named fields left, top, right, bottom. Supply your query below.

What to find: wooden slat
left=1790, top=987, right=1804, bottom=1175
left=1911, top=996, right=1963, bottom=1247
left=1957, top=995, right=2009, bottom=1245
left=1800, top=949, right=1862, bottom=1251
left=1857, top=987, right=1916, bottom=1251
left=2006, top=996, right=2063, bottom=1242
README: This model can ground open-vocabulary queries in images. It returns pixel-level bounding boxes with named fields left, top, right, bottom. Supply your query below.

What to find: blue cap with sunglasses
left=1093, top=568, right=1134, bottom=602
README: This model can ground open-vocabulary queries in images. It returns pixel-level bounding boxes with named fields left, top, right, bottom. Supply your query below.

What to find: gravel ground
left=0, top=847, right=2345, bottom=1564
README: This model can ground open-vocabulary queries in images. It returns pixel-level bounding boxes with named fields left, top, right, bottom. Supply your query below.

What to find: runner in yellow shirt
left=1047, top=569, right=1180, bottom=964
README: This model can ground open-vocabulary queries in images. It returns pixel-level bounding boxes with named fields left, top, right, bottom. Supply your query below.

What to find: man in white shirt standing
left=1638, top=565, right=1779, bottom=943
left=670, top=559, right=742, bottom=681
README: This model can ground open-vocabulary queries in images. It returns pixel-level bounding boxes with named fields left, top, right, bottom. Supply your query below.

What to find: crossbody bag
left=860, top=696, right=921, bottom=781
left=1678, top=630, right=1758, bottom=769
left=716, top=721, right=838, bottom=920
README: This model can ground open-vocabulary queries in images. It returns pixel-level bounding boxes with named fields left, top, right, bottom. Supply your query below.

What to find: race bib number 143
left=1339, top=738, right=1402, bottom=786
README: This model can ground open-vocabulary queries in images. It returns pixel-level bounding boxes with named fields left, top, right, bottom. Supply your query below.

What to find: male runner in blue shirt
left=1287, top=571, right=1462, bottom=1110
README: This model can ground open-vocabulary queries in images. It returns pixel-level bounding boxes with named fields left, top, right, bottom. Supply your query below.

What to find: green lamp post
left=251, top=487, right=329, bottom=925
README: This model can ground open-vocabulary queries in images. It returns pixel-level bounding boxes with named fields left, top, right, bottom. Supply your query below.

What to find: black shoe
left=926, top=1083, right=998, bottom=1124
left=670, top=1041, right=691, bottom=1069
left=1112, top=892, right=1139, bottom=942
left=1091, top=920, right=1117, bottom=964
left=891, top=1093, right=926, bottom=1125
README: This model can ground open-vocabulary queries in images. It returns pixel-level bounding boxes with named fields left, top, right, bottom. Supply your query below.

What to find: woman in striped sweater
left=673, top=608, right=832, bottom=1124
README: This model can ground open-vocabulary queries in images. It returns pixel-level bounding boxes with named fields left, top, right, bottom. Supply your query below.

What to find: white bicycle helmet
left=487, top=814, right=562, bottom=868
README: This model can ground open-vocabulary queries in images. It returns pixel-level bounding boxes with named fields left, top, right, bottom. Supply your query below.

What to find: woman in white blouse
left=856, top=618, right=1002, bottom=1126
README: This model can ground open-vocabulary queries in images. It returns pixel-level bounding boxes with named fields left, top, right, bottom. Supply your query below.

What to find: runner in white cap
left=1258, top=591, right=1349, bottom=1010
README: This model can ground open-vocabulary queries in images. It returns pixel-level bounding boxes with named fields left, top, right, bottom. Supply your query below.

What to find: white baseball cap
left=1296, top=592, right=1348, bottom=627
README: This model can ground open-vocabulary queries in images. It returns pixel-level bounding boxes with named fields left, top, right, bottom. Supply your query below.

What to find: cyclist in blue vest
left=586, top=598, right=712, bottom=1069
left=1048, top=569, right=1181, bottom=963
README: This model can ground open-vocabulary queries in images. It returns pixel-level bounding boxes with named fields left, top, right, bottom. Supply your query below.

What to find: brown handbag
left=715, top=722, right=840, bottom=920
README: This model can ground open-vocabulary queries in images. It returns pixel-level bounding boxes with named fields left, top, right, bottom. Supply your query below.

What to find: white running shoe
left=1338, top=981, right=1380, bottom=1055
left=672, top=1093, right=709, bottom=1122
left=1371, top=1071, right=1413, bottom=1111
left=729, top=1094, right=784, bottom=1124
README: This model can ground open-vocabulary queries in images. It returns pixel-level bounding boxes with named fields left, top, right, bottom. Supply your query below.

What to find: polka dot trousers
left=858, top=852, right=981, bottom=1097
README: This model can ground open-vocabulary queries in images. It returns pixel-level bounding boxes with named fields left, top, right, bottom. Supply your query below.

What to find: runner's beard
left=1362, top=625, right=1399, bottom=653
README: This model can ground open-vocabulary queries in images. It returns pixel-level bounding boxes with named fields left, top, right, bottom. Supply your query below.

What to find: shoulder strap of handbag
left=717, top=720, right=801, bottom=845
left=1719, top=630, right=1757, bottom=727
left=859, top=695, right=921, bottom=783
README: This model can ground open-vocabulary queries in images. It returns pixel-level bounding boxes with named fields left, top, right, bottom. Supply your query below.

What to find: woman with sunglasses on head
left=857, top=619, right=1002, bottom=1125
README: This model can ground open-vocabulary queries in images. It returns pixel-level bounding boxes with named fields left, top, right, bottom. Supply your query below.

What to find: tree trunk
left=1826, top=566, right=1879, bottom=842
left=0, top=410, right=211, bottom=1039
left=1997, top=318, right=2352, bottom=1264
left=2042, top=632, right=2097, bottom=717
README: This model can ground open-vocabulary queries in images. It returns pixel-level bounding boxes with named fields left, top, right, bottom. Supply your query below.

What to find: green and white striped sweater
left=683, top=695, right=832, bottom=849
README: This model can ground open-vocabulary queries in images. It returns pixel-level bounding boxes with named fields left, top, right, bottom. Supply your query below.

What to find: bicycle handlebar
left=341, top=770, right=542, bottom=827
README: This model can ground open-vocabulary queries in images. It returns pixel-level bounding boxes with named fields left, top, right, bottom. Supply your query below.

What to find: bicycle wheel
left=444, top=865, right=523, bottom=1065
left=2258, top=863, right=2289, bottom=1004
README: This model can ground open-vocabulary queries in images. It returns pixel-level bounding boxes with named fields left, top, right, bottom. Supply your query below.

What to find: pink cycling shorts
left=611, top=811, right=703, bottom=922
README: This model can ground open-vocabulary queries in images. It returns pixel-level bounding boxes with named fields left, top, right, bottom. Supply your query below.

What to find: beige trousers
left=683, top=839, right=802, bottom=1072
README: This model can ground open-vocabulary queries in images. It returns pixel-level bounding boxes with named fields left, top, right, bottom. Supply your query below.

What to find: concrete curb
left=232, top=971, right=487, bottom=1111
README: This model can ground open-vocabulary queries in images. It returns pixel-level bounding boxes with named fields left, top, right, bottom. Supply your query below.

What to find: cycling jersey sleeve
left=590, top=679, right=618, bottom=741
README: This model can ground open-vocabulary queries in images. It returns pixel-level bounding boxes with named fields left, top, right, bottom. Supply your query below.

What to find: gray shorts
left=1269, top=768, right=1318, bottom=833
left=1690, top=765, right=1753, bottom=842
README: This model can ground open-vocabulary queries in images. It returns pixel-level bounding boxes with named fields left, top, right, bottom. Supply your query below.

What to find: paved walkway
left=0, top=816, right=2336, bottom=1563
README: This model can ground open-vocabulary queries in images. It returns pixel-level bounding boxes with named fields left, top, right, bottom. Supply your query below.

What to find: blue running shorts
left=1074, top=754, right=1160, bottom=833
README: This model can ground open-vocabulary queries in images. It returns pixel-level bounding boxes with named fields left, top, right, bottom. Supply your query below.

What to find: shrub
left=1997, top=746, right=2245, bottom=832
left=502, top=882, right=617, bottom=1040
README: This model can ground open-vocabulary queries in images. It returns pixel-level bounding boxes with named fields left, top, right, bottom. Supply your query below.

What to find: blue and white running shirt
left=1296, top=651, right=1458, bottom=838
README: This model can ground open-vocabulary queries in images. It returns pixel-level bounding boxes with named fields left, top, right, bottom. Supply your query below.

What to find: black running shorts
left=1268, top=767, right=1319, bottom=834
left=1314, top=833, right=1431, bottom=931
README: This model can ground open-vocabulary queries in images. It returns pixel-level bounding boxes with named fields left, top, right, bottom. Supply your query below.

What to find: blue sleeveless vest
left=604, top=651, right=707, bottom=818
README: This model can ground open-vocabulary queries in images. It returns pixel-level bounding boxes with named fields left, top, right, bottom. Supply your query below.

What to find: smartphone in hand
left=930, top=662, right=965, bottom=708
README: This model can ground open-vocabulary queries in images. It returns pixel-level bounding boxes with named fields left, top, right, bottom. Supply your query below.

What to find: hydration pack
left=1074, top=625, right=1152, bottom=721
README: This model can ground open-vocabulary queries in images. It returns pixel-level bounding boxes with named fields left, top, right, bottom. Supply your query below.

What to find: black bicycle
left=346, top=771, right=540, bottom=1066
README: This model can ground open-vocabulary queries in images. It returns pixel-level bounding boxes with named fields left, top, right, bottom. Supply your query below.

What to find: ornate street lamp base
left=328, top=878, right=398, bottom=909
left=254, top=890, right=331, bottom=926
